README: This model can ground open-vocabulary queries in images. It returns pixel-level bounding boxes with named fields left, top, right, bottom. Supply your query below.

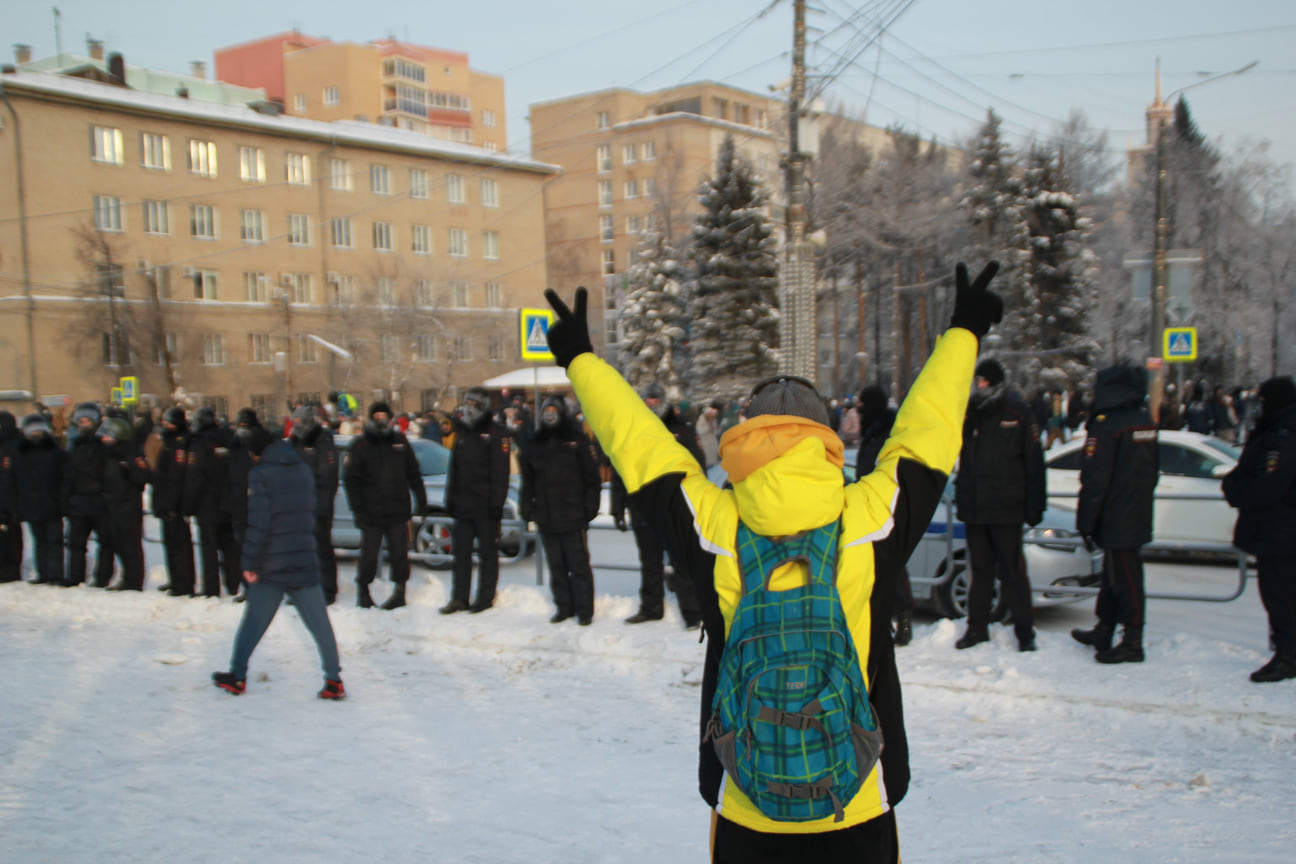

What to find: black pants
left=66, top=512, right=113, bottom=586
left=629, top=507, right=701, bottom=624
left=450, top=517, right=500, bottom=606
left=161, top=515, right=195, bottom=595
left=109, top=507, right=145, bottom=590
left=1095, top=547, right=1146, bottom=644
left=315, top=514, right=337, bottom=602
left=357, top=521, right=409, bottom=587
left=26, top=518, right=64, bottom=584
left=0, top=512, right=22, bottom=582
left=542, top=529, right=594, bottom=620
left=964, top=522, right=1034, bottom=642
left=1256, top=554, right=1296, bottom=658
left=712, top=809, right=898, bottom=864
left=197, top=520, right=240, bottom=597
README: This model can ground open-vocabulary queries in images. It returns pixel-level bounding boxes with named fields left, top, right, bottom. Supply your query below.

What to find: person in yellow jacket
left=543, top=261, right=1002, bottom=863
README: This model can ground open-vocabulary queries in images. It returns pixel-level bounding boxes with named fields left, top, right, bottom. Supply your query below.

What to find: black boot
left=894, top=610, right=912, bottom=647
left=1096, top=640, right=1144, bottom=664
left=1071, top=626, right=1114, bottom=652
left=955, top=629, right=989, bottom=650
left=1250, top=654, right=1296, bottom=683
left=380, top=582, right=406, bottom=610
left=439, top=599, right=469, bottom=614
left=357, top=583, right=374, bottom=609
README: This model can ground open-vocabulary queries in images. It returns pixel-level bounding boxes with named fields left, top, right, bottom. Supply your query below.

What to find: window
left=331, top=217, right=353, bottom=248
left=141, top=132, right=171, bottom=170
left=93, top=195, right=123, bottom=232
left=288, top=213, right=311, bottom=246
left=596, top=144, right=611, bottom=173
left=154, top=332, right=179, bottom=366
left=451, top=335, right=471, bottom=361
left=416, top=334, right=437, bottom=362
left=446, top=174, right=465, bottom=204
left=448, top=227, right=467, bottom=257
left=142, top=200, right=170, bottom=235
left=190, top=204, right=217, bottom=239
left=623, top=143, right=637, bottom=164
left=323, top=86, right=340, bottom=105
left=410, top=168, right=430, bottom=199
left=482, top=231, right=500, bottom=260
left=294, top=93, right=306, bottom=112
left=488, top=335, right=505, bottom=362
left=1158, top=443, right=1221, bottom=479
left=626, top=215, right=641, bottom=235
left=102, top=332, right=131, bottom=367
left=90, top=125, right=124, bottom=164
left=244, top=272, right=268, bottom=302
left=373, top=221, right=394, bottom=251
left=601, top=249, right=616, bottom=275
left=624, top=179, right=638, bottom=199
left=329, top=158, right=352, bottom=191
left=480, top=178, right=499, bottom=208
left=598, top=180, right=612, bottom=207
left=643, top=140, right=656, bottom=161
left=370, top=163, right=391, bottom=195
left=288, top=273, right=312, bottom=304
left=327, top=273, right=354, bottom=305
left=482, top=109, right=496, bottom=127
left=485, top=281, right=503, bottom=308
left=285, top=153, right=311, bottom=185
left=249, top=333, right=272, bottom=364
left=193, top=270, right=218, bottom=300
left=383, top=58, right=427, bottom=83
left=411, top=224, right=432, bottom=255
left=376, top=278, right=396, bottom=307
left=97, top=264, right=125, bottom=297
left=152, top=266, right=174, bottom=299
left=596, top=110, right=610, bottom=129
left=239, top=146, right=266, bottom=182
left=483, top=140, right=497, bottom=152
left=188, top=139, right=217, bottom=177
left=201, top=333, right=225, bottom=365
left=249, top=394, right=274, bottom=420
left=450, top=280, right=469, bottom=307
left=413, top=279, right=434, bottom=308
left=600, top=214, right=614, bottom=242
left=296, top=333, right=318, bottom=364
left=643, top=177, right=657, bottom=197
left=379, top=335, right=397, bottom=366
left=240, top=209, right=266, bottom=243
left=428, top=91, right=470, bottom=110
left=755, top=109, right=767, bottom=129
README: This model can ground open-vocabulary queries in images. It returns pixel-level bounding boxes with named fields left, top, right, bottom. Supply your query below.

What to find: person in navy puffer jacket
left=212, top=430, right=344, bottom=699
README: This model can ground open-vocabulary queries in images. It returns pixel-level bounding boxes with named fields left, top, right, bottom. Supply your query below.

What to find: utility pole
left=779, top=0, right=816, bottom=381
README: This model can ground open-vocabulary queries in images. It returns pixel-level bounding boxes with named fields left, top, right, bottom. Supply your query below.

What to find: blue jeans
left=229, top=581, right=341, bottom=681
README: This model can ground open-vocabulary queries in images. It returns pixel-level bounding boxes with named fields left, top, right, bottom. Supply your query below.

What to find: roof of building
left=529, top=79, right=777, bottom=111
left=19, top=53, right=268, bottom=106
left=0, top=70, right=558, bottom=174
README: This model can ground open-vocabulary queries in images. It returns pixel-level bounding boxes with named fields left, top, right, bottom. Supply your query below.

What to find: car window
left=411, top=440, right=450, bottom=476
left=1158, top=443, right=1218, bottom=478
left=1200, top=437, right=1242, bottom=462
left=1047, top=449, right=1084, bottom=471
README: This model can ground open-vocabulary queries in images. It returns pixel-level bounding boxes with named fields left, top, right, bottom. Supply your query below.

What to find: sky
left=3, top=523, right=1294, bottom=862
left=4, top=0, right=1295, bottom=172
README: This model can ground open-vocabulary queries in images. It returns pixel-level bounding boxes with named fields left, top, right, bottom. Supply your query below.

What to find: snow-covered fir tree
left=617, top=228, right=689, bottom=398
left=685, top=135, right=780, bottom=400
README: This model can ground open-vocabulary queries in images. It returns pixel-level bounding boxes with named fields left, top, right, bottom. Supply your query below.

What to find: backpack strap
left=735, top=519, right=841, bottom=594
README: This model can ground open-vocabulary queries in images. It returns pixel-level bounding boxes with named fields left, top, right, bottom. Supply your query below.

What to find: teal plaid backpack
left=705, top=519, right=883, bottom=823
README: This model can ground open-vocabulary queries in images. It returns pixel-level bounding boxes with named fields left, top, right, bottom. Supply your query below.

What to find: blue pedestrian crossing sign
left=519, top=308, right=555, bottom=362
left=1163, top=327, right=1197, bottom=362
left=119, top=376, right=139, bottom=406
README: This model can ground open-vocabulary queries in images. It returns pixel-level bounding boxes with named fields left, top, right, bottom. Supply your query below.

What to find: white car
left=1043, top=429, right=1240, bottom=551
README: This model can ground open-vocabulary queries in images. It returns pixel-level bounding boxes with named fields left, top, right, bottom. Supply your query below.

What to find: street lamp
left=1149, top=60, right=1256, bottom=420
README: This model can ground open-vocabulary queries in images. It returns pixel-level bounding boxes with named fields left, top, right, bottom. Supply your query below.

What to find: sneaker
left=1250, top=654, right=1296, bottom=683
left=318, top=679, right=347, bottom=700
left=1070, top=627, right=1113, bottom=651
left=439, top=600, right=469, bottom=615
left=1095, top=641, right=1144, bottom=664
left=211, top=671, right=246, bottom=695
left=625, top=611, right=663, bottom=625
left=955, top=630, right=989, bottom=650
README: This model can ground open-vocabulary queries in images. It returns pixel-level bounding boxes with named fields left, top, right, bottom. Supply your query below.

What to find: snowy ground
left=2, top=523, right=1294, bottom=863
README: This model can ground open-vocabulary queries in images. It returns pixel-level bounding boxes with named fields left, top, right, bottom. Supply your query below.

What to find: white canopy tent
left=480, top=366, right=570, bottom=391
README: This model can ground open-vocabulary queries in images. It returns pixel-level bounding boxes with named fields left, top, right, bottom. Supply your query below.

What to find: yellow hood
left=719, top=415, right=845, bottom=536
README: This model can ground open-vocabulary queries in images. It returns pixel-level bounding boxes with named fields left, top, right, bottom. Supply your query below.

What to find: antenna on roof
left=53, top=6, right=63, bottom=66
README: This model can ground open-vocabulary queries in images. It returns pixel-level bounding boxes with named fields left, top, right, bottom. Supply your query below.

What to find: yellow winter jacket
left=569, top=327, right=977, bottom=834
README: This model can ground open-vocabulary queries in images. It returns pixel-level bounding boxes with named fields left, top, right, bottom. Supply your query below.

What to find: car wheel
left=933, top=560, right=1005, bottom=621
left=413, top=517, right=454, bottom=570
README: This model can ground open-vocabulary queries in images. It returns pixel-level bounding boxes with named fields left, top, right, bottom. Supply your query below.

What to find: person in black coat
left=953, top=359, right=1046, bottom=652
left=184, top=407, right=240, bottom=598
left=344, top=401, right=427, bottom=610
left=98, top=417, right=149, bottom=591
left=16, top=414, right=66, bottom=585
left=289, top=403, right=340, bottom=605
left=612, top=383, right=705, bottom=629
left=212, top=432, right=344, bottom=699
left=62, top=402, right=114, bottom=587
left=224, top=408, right=263, bottom=601
left=1072, top=363, right=1159, bottom=664
left=520, top=396, right=601, bottom=624
left=439, top=388, right=511, bottom=615
left=0, top=411, right=22, bottom=583
left=152, top=407, right=196, bottom=597
left=1223, top=376, right=1296, bottom=683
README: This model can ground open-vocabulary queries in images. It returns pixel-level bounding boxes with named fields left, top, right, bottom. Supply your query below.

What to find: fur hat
left=235, top=407, right=260, bottom=427
left=746, top=376, right=830, bottom=426
left=368, top=401, right=393, bottom=419
left=1258, top=376, right=1296, bottom=417
left=974, top=359, right=1005, bottom=387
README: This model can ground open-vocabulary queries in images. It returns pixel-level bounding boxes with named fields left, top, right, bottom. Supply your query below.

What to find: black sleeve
left=871, top=457, right=951, bottom=583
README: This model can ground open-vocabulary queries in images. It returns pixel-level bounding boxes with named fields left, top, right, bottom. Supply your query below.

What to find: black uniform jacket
left=445, top=415, right=511, bottom=520
left=64, top=432, right=109, bottom=516
left=954, top=386, right=1046, bottom=526
left=344, top=424, right=427, bottom=527
left=1223, top=404, right=1296, bottom=557
left=1077, top=378, right=1159, bottom=549
left=291, top=424, right=340, bottom=519
left=519, top=418, right=600, bottom=533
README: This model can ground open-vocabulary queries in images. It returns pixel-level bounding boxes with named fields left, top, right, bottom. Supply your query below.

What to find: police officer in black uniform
left=0, top=411, right=21, bottom=583
left=519, top=396, right=602, bottom=625
left=289, top=402, right=340, bottom=604
left=152, top=407, right=196, bottom=597
left=16, top=413, right=66, bottom=585
left=439, top=388, right=511, bottom=615
left=99, top=417, right=150, bottom=591
left=184, top=407, right=240, bottom=598
left=1223, top=375, right=1296, bottom=683
left=1072, top=363, right=1159, bottom=664
left=224, top=408, right=263, bottom=601
left=63, top=402, right=114, bottom=587
left=344, top=401, right=426, bottom=610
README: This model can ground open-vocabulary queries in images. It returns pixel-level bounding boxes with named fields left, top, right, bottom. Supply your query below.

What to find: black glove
left=1026, top=510, right=1043, bottom=529
left=1081, top=534, right=1096, bottom=553
left=614, top=514, right=628, bottom=532
left=543, top=287, right=594, bottom=368
left=948, top=261, right=1003, bottom=338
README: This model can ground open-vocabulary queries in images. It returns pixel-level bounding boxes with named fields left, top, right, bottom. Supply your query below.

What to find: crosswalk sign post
left=1163, top=327, right=1197, bottom=363
left=519, top=308, right=555, bottom=362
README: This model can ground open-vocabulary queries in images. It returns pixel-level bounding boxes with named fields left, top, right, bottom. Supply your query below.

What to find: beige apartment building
left=215, top=33, right=507, bottom=153
left=0, top=69, right=555, bottom=419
